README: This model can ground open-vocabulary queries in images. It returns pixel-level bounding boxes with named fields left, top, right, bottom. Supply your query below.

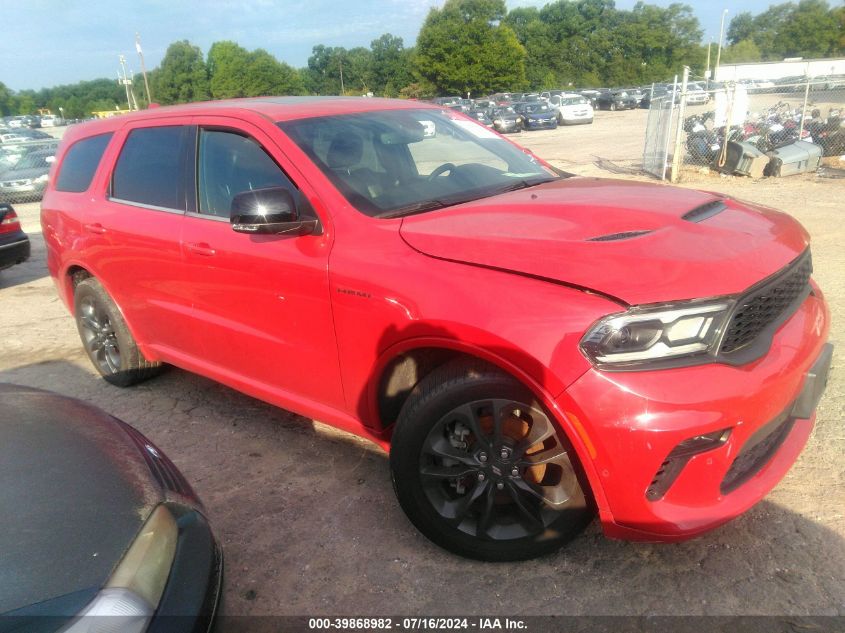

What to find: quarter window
left=112, top=126, right=187, bottom=210
left=54, top=133, right=113, bottom=193
left=197, top=129, right=295, bottom=218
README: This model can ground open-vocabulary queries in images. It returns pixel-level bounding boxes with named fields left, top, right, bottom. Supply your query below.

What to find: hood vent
left=588, top=230, right=652, bottom=242
left=682, top=200, right=727, bottom=223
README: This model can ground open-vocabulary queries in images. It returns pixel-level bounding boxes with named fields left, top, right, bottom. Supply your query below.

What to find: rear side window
left=54, top=133, right=113, bottom=193
left=112, top=126, right=187, bottom=210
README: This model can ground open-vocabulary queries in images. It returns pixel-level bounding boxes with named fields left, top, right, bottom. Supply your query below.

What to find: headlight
left=494, top=119, right=504, bottom=125
left=62, top=505, right=178, bottom=633
left=580, top=300, right=732, bottom=368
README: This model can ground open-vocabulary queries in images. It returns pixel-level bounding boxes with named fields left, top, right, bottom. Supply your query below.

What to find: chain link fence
left=0, top=138, right=60, bottom=205
left=643, top=74, right=845, bottom=182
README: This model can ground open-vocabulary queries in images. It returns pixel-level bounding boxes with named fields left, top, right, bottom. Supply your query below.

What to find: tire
left=609, top=103, right=616, bottom=111
left=389, top=358, right=594, bottom=561
left=74, top=277, right=164, bottom=387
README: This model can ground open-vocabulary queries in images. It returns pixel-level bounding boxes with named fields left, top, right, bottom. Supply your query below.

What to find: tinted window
left=197, top=129, right=296, bottom=218
left=112, top=126, right=186, bottom=210
left=55, top=133, right=112, bottom=193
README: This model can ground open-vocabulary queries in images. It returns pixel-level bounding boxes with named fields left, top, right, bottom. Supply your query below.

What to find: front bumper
left=147, top=504, right=223, bottom=633
left=558, top=289, right=831, bottom=540
left=0, top=233, right=30, bottom=270
left=525, top=118, right=557, bottom=129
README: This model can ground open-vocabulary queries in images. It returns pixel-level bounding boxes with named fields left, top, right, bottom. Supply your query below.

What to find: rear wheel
left=74, top=278, right=164, bottom=387
left=390, top=359, right=594, bottom=561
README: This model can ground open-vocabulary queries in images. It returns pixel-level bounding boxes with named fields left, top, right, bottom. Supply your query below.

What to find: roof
left=61, top=96, right=438, bottom=144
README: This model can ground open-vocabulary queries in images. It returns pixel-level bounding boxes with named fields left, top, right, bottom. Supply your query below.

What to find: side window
left=197, top=129, right=296, bottom=218
left=54, top=133, right=113, bottom=193
left=112, top=126, right=187, bottom=210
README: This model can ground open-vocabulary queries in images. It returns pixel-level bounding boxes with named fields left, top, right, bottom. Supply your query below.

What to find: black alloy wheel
left=390, top=359, right=594, bottom=561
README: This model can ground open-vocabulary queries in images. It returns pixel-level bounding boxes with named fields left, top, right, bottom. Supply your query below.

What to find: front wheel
left=390, top=359, right=594, bottom=561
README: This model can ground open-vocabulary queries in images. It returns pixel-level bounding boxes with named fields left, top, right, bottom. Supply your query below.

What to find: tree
left=415, top=0, right=527, bottom=95
left=208, top=41, right=252, bottom=99
left=152, top=40, right=210, bottom=105
left=779, top=0, right=841, bottom=58
left=727, top=12, right=755, bottom=46
left=371, top=34, right=414, bottom=96
left=243, top=49, right=304, bottom=96
left=721, top=39, right=763, bottom=63
left=0, top=81, right=13, bottom=116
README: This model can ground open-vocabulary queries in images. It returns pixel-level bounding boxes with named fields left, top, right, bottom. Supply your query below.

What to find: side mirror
left=230, top=187, right=319, bottom=236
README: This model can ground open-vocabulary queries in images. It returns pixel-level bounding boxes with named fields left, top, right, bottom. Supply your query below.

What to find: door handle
left=186, top=242, right=216, bottom=256
left=84, top=223, right=107, bottom=235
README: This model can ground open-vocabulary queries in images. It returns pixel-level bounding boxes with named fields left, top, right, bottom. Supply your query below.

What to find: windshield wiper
left=378, top=199, right=448, bottom=219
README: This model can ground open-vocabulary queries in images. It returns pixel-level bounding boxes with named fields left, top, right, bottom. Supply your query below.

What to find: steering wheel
left=427, top=162, right=456, bottom=181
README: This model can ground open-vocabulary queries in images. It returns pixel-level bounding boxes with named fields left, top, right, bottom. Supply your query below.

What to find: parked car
left=686, top=82, right=710, bottom=105
left=549, top=93, right=594, bottom=125
left=467, top=109, right=493, bottom=126
left=0, top=383, right=221, bottom=630
left=578, top=89, right=601, bottom=106
left=42, top=97, right=831, bottom=561
left=514, top=101, right=558, bottom=130
left=490, top=106, right=524, bottom=133
left=0, top=204, right=30, bottom=271
left=0, top=148, right=55, bottom=203
left=596, top=90, right=638, bottom=110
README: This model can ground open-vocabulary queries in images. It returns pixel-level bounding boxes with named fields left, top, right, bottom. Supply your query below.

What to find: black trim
left=588, top=230, right=652, bottom=242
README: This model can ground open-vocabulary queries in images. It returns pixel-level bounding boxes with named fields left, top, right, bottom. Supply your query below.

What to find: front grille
left=719, top=251, right=812, bottom=354
left=721, top=413, right=795, bottom=494
left=119, top=420, right=195, bottom=498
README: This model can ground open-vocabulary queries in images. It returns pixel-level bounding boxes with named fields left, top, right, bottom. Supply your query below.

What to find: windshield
left=561, top=97, right=588, bottom=106
left=278, top=109, right=557, bottom=218
left=524, top=103, right=551, bottom=113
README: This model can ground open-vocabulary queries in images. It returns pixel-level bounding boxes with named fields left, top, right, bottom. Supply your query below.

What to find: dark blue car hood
left=0, top=384, right=163, bottom=615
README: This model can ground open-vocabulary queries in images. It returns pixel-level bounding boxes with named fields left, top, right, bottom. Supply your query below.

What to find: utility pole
left=136, top=33, right=152, bottom=106
left=715, top=9, right=728, bottom=82
left=118, top=55, right=139, bottom=111
left=339, top=58, right=345, bottom=95
left=705, top=40, right=712, bottom=89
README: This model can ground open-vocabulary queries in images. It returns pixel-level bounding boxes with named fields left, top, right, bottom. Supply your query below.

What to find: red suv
left=42, top=98, right=831, bottom=561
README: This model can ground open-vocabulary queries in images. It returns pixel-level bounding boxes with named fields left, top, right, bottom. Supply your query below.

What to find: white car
left=549, top=93, right=594, bottom=125
left=686, top=83, right=710, bottom=105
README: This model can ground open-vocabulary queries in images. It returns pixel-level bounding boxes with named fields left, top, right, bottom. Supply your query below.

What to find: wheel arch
left=63, top=264, right=159, bottom=362
left=370, top=337, right=608, bottom=513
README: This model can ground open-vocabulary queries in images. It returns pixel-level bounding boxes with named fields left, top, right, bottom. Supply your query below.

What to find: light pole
left=715, top=9, right=728, bottom=82
left=58, top=106, right=65, bottom=125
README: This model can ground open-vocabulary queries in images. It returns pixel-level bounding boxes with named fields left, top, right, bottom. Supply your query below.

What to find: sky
left=1, top=0, right=785, bottom=92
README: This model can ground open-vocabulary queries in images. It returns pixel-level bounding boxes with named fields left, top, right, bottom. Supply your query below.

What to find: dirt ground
left=1, top=109, right=843, bottom=619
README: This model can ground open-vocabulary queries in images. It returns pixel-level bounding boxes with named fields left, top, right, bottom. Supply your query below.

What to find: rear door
left=179, top=116, right=344, bottom=409
left=87, top=118, right=194, bottom=354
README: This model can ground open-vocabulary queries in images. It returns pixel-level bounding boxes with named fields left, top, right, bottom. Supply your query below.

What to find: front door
left=179, top=118, right=344, bottom=410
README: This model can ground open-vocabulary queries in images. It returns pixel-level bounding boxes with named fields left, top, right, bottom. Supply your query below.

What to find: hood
left=0, top=384, right=163, bottom=615
left=399, top=178, right=809, bottom=305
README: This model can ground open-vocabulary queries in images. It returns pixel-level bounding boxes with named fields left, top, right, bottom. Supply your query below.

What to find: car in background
left=596, top=90, right=638, bottom=110
left=578, top=89, right=601, bottom=106
left=686, top=82, right=710, bottom=105
left=0, top=148, right=56, bottom=203
left=0, top=204, right=30, bottom=272
left=549, top=93, right=594, bottom=125
left=40, top=114, right=63, bottom=127
left=467, top=109, right=493, bottom=127
left=490, top=106, right=523, bottom=133
left=514, top=101, right=558, bottom=130
left=0, top=384, right=221, bottom=630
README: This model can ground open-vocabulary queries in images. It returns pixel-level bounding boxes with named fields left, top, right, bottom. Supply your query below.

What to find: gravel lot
left=1, top=109, right=843, bottom=619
